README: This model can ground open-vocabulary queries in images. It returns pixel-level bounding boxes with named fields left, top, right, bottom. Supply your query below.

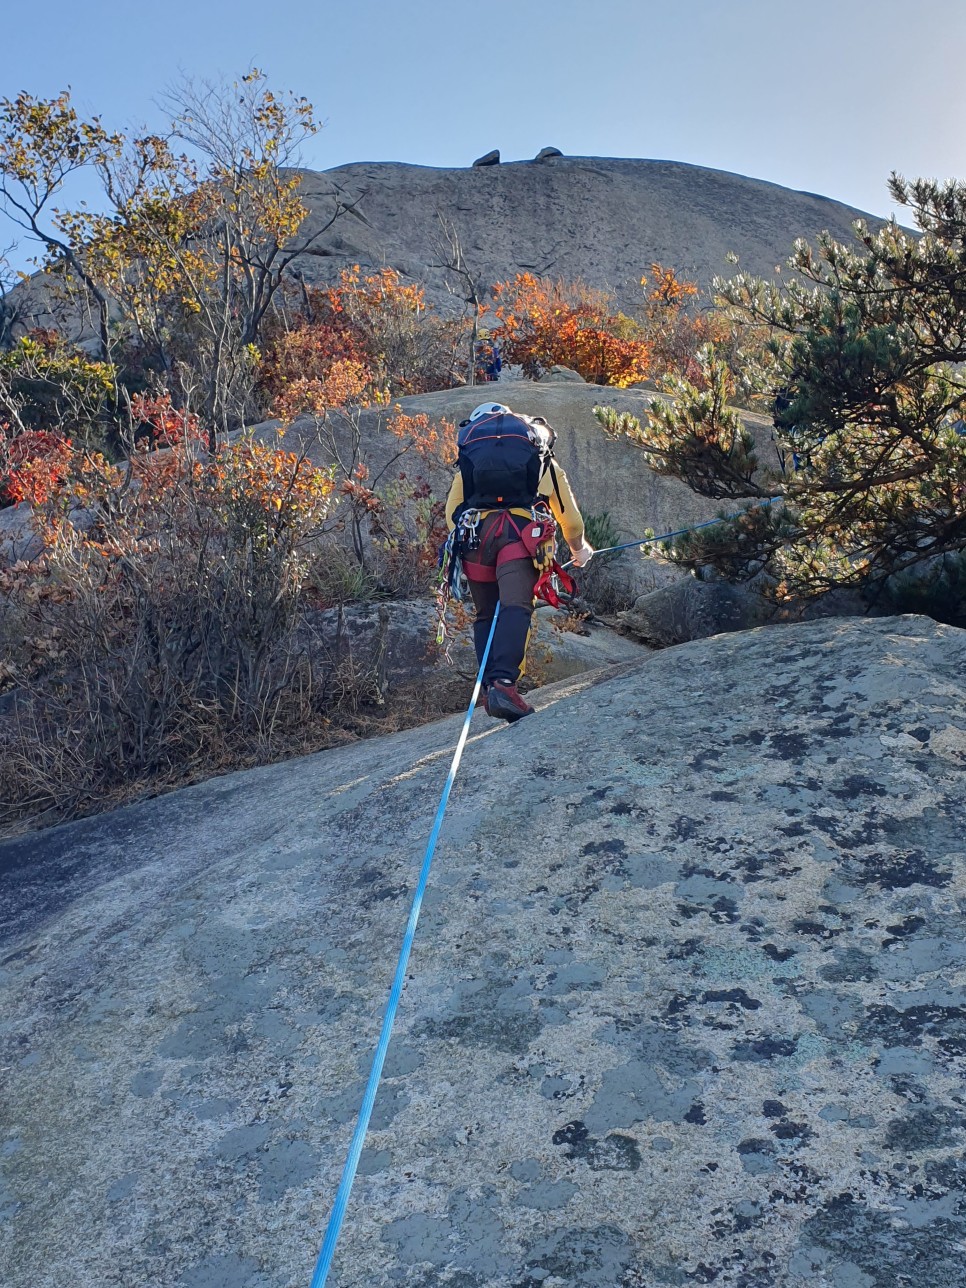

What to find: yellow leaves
left=1, top=332, right=117, bottom=411
left=0, top=90, right=121, bottom=188
left=642, top=263, right=699, bottom=305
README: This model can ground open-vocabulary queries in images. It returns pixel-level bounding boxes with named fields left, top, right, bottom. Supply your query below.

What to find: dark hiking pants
left=465, top=511, right=538, bottom=686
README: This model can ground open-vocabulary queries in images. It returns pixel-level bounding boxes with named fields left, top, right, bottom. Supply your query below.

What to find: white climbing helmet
left=469, top=402, right=510, bottom=420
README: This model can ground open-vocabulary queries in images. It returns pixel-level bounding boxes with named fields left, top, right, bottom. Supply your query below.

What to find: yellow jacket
left=445, top=462, right=586, bottom=550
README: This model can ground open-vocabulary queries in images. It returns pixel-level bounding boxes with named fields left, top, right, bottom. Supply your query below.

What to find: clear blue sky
left=2, top=0, right=964, bottom=265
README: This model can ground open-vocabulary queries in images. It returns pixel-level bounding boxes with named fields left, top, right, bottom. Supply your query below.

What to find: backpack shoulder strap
left=546, top=458, right=564, bottom=509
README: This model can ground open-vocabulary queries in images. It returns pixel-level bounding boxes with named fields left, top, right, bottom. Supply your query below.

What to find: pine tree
left=595, top=175, right=966, bottom=606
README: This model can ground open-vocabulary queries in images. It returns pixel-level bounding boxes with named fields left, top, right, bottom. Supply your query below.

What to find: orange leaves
left=490, top=265, right=723, bottom=388
left=260, top=262, right=467, bottom=416
left=491, top=273, right=652, bottom=387
left=642, top=262, right=699, bottom=306
left=636, top=264, right=726, bottom=386
left=261, top=276, right=376, bottom=418
left=1, top=429, right=73, bottom=506
left=340, top=476, right=383, bottom=515
left=336, top=264, right=427, bottom=317
left=209, top=438, right=335, bottom=541
left=270, top=356, right=373, bottom=421
left=2, top=386, right=335, bottom=570
left=386, top=411, right=458, bottom=466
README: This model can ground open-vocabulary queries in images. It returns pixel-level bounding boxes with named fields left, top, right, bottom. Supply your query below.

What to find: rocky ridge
left=7, top=157, right=889, bottom=346
left=293, top=156, right=887, bottom=312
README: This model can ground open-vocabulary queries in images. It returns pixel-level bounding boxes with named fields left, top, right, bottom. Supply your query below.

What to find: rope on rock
left=308, top=497, right=777, bottom=1284
left=309, top=611, right=499, bottom=1288
left=561, top=497, right=779, bottom=567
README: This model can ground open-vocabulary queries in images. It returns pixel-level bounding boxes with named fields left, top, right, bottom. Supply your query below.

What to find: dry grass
left=0, top=469, right=455, bottom=838
left=0, top=646, right=466, bottom=841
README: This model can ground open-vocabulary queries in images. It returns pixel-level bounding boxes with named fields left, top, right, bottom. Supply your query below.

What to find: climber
left=444, top=402, right=594, bottom=722
left=485, top=340, right=502, bottom=382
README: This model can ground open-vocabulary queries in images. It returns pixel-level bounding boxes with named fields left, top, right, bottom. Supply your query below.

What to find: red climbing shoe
left=485, top=679, right=535, bottom=723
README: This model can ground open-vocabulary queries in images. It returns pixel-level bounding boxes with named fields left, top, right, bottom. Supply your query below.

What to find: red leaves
left=1, top=428, right=73, bottom=506
left=490, top=266, right=723, bottom=388
left=130, top=393, right=204, bottom=448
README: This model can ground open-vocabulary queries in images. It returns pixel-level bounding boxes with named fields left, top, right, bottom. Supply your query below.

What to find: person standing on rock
left=444, top=402, right=594, bottom=721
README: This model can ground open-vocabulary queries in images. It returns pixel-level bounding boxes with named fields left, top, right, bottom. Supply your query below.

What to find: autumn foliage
left=260, top=266, right=466, bottom=419
left=487, top=266, right=728, bottom=389
left=637, top=263, right=729, bottom=385
left=0, top=401, right=344, bottom=823
left=0, top=72, right=334, bottom=439
left=130, top=392, right=204, bottom=448
left=491, top=273, right=651, bottom=386
left=1, top=428, right=73, bottom=505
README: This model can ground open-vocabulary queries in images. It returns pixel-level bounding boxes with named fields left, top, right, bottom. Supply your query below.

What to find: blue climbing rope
left=308, top=609, right=500, bottom=1288
left=562, top=497, right=780, bottom=567
left=308, top=496, right=779, bottom=1284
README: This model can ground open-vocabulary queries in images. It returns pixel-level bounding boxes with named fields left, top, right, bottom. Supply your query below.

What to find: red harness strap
left=462, top=511, right=531, bottom=582
left=461, top=509, right=576, bottom=607
left=533, top=563, right=576, bottom=607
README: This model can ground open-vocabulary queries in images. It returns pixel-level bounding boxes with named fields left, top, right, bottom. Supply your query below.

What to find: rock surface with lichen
left=292, top=157, right=888, bottom=313
left=2, top=615, right=965, bottom=1287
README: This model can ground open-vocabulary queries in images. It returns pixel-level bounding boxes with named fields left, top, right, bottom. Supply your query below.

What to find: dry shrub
left=0, top=460, right=466, bottom=834
left=0, top=389, right=474, bottom=834
left=370, top=476, right=451, bottom=599
left=261, top=267, right=468, bottom=419
left=0, top=418, right=393, bottom=833
left=302, top=407, right=456, bottom=599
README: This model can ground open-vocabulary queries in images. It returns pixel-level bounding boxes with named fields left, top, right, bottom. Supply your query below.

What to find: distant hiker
left=444, top=402, right=594, bottom=722
left=474, top=338, right=502, bottom=384
left=772, top=386, right=792, bottom=474
left=773, top=380, right=818, bottom=471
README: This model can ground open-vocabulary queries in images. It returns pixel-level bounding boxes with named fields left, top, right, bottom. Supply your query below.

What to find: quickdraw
left=435, top=503, right=577, bottom=650
left=434, top=511, right=482, bottom=655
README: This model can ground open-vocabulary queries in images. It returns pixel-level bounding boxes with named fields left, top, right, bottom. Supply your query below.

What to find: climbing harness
left=308, top=498, right=780, bottom=1285
left=437, top=497, right=582, bottom=644
left=434, top=502, right=573, bottom=651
